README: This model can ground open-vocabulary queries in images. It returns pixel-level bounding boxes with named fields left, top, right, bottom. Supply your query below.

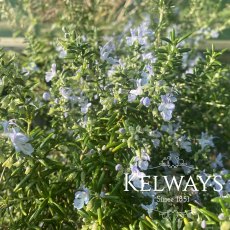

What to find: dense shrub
left=0, top=0, right=229, bottom=229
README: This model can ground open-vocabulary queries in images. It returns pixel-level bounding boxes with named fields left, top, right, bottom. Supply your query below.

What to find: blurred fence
left=0, top=22, right=229, bottom=63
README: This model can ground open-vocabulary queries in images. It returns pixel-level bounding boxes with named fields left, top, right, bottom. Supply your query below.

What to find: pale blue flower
left=54, top=98, right=59, bottom=104
left=221, top=169, right=229, bottom=175
left=81, top=102, right=91, bottom=114
left=140, top=97, right=151, bottom=107
left=56, top=46, right=67, bottom=58
left=8, top=128, right=34, bottom=155
left=198, top=132, right=214, bottom=149
left=177, top=135, right=192, bottom=152
left=169, top=152, right=180, bottom=165
left=1, top=121, right=34, bottom=156
left=126, top=25, right=152, bottom=46
left=140, top=65, right=153, bottom=86
left=59, top=87, right=73, bottom=100
left=145, top=65, right=153, bottom=76
left=225, top=180, right=230, bottom=193
left=141, top=184, right=156, bottom=198
left=141, top=199, right=157, bottom=216
left=133, top=149, right=150, bottom=170
left=128, top=93, right=138, bottom=103
left=118, top=128, right=126, bottom=134
left=115, top=164, right=122, bottom=171
left=151, top=139, right=160, bottom=148
left=129, top=165, right=146, bottom=188
left=158, top=94, right=177, bottom=121
left=22, top=63, right=39, bottom=76
left=100, top=191, right=105, bottom=198
left=43, top=92, right=51, bottom=101
left=211, top=153, right=223, bottom=169
left=198, top=170, right=212, bottom=187
left=1, top=120, right=12, bottom=133
left=142, top=53, right=157, bottom=63
left=128, top=79, right=143, bottom=102
left=73, top=187, right=90, bottom=210
left=126, top=28, right=140, bottom=46
left=182, top=164, right=194, bottom=175
left=86, top=149, right=96, bottom=156
left=100, top=41, right=117, bottom=64
left=161, top=123, right=180, bottom=135
left=45, top=63, right=56, bottom=82
left=212, top=174, right=225, bottom=196
left=149, top=130, right=162, bottom=138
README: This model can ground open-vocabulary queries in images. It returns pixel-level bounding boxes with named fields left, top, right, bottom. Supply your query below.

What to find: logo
left=124, top=154, right=224, bottom=217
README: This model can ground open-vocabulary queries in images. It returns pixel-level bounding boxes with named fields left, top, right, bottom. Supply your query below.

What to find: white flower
left=73, top=187, right=90, bottom=210
left=158, top=94, right=177, bottom=121
left=198, top=132, right=214, bottom=149
left=201, top=220, right=206, bottom=229
left=218, top=213, right=225, bottom=220
left=45, top=63, right=56, bottom=82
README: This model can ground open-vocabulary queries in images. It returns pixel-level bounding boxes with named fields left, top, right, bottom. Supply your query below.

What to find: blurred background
left=0, top=0, right=229, bottom=62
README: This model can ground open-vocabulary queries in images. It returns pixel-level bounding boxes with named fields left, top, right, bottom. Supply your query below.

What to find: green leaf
left=39, top=133, right=54, bottom=149
left=177, top=32, right=193, bottom=43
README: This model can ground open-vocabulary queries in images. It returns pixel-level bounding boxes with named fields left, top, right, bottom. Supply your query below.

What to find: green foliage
left=0, top=0, right=229, bottom=229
